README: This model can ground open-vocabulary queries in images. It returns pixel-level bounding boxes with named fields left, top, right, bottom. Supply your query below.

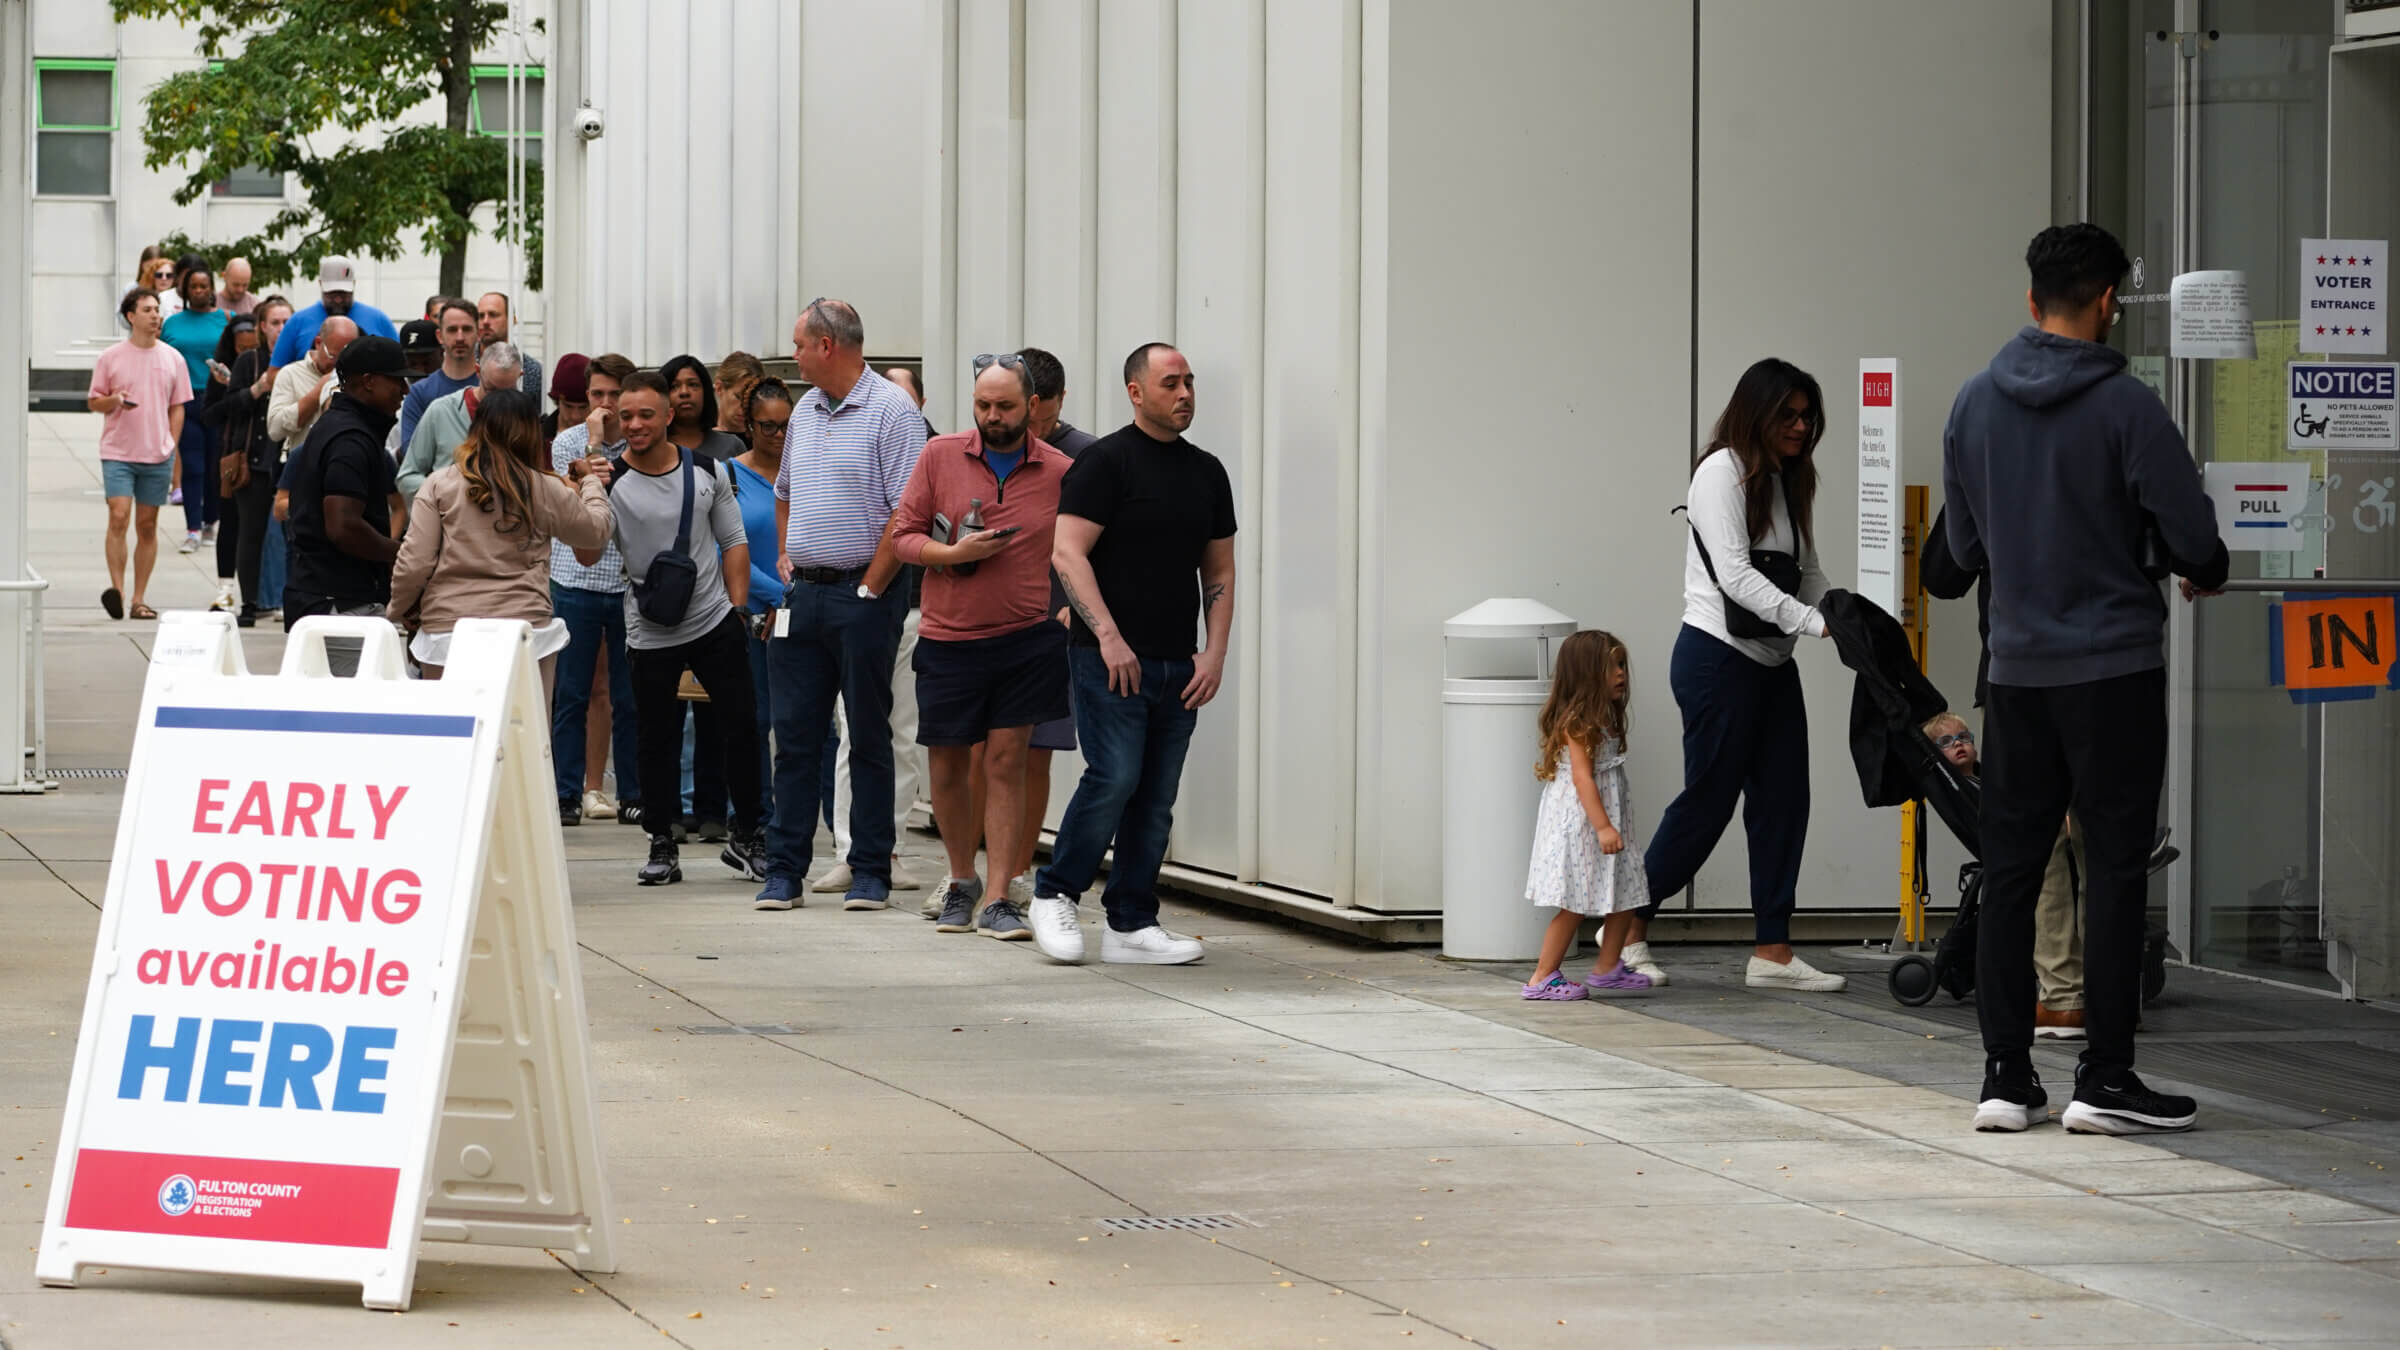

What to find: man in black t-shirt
left=284, top=337, right=408, bottom=674
left=1028, top=343, right=1237, bottom=967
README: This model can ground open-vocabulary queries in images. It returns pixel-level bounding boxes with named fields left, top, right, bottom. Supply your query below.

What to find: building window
left=212, top=164, right=286, bottom=198
left=34, top=60, right=115, bottom=197
left=470, top=66, right=545, bottom=170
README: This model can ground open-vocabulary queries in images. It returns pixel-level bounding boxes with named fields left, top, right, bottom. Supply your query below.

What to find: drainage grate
left=1094, top=1214, right=1251, bottom=1234
left=47, top=767, right=127, bottom=780
left=677, top=1023, right=798, bottom=1036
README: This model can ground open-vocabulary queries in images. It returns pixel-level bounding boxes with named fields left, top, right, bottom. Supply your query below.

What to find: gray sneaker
left=978, top=899, right=1033, bottom=940
left=931, top=876, right=985, bottom=933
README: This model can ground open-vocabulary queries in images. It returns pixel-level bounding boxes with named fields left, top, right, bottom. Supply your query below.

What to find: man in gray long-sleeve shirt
left=1941, top=223, right=2228, bottom=1139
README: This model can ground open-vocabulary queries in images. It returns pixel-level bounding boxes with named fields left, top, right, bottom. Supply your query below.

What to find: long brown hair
left=1700, top=357, right=1824, bottom=550
left=1535, top=630, right=1631, bottom=780
left=455, top=388, right=554, bottom=537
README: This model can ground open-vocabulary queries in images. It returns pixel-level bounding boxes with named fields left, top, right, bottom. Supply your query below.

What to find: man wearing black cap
left=284, top=335, right=409, bottom=671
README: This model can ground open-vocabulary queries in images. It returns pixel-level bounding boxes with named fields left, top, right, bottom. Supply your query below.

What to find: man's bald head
left=315, top=316, right=361, bottom=370
left=222, top=258, right=252, bottom=304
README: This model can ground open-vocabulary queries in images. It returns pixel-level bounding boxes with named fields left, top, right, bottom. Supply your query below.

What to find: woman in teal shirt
left=159, top=261, right=229, bottom=551
left=730, top=379, right=795, bottom=818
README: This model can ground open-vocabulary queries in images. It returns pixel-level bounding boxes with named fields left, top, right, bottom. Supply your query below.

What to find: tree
left=113, top=0, right=542, bottom=298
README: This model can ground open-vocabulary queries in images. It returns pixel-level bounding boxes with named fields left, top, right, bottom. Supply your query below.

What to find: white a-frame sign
left=38, top=614, right=616, bottom=1310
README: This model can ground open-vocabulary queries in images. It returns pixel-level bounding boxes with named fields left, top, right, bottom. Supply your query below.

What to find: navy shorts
left=914, top=620, right=1071, bottom=747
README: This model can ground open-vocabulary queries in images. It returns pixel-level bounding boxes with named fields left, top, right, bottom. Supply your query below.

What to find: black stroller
left=1819, top=591, right=2175, bottom=1009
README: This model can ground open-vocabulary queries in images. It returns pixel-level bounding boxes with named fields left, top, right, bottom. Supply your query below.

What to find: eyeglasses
left=1773, top=406, right=1819, bottom=428
left=972, top=352, right=1026, bottom=373
left=1933, top=731, right=1975, bottom=751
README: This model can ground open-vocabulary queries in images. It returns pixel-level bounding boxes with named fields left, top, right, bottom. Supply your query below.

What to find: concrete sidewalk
left=2, top=414, right=2396, bottom=1347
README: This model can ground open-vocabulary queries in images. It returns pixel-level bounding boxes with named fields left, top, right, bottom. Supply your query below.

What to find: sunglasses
left=972, top=352, right=1026, bottom=374
left=1933, top=731, right=1975, bottom=751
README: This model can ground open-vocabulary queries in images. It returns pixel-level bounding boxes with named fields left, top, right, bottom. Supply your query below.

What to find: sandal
left=1520, top=973, right=1588, bottom=1002
left=101, top=587, right=123, bottom=620
left=129, top=602, right=158, bottom=620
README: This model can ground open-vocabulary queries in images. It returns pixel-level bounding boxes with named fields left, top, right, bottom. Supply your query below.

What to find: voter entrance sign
left=37, top=615, right=615, bottom=1310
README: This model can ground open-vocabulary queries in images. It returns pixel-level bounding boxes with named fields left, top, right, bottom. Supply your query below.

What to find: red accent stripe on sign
left=64, top=1148, right=398, bottom=1248
left=2233, top=484, right=2288, bottom=492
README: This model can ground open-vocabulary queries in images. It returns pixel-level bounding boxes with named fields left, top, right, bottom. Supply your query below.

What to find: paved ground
left=2, top=414, right=2398, bottom=1347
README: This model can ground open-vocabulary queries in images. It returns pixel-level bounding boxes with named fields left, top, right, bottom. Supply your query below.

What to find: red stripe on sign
left=2233, top=484, right=2288, bottom=492
left=64, top=1148, right=398, bottom=1248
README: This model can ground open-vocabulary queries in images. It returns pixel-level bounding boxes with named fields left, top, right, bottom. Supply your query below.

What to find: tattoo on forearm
left=1202, top=582, right=1227, bottom=620
left=1061, top=575, right=1103, bottom=631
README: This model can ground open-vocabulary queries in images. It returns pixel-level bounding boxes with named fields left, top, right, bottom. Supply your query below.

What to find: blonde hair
left=1535, top=630, right=1631, bottom=781
left=1923, top=712, right=1970, bottom=741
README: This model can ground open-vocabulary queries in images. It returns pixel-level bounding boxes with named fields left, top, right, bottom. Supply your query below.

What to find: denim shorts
left=102, top=458, right=173, bottom=506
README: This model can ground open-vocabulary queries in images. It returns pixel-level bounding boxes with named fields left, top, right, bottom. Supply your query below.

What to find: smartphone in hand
left=118, top=395, right=139, bottom=410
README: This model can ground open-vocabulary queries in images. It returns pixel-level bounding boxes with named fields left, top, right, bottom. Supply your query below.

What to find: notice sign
left=41, top=615, right=616, bottom=1310
left=2287, top=361, right=2398, bottom=452
left=2172, top=270, right=2257, bottom=359
left=2301, top=238, right=2385, bottom=356
left=1856, top=359, right=1903, bottom=617
left=2203, top=461, right=2311, bottom=551
left=2273, top=593, right=2399, bottom=703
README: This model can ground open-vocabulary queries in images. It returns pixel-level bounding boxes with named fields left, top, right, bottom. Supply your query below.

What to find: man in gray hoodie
left=1942, top=223, right=2228, bottom=1138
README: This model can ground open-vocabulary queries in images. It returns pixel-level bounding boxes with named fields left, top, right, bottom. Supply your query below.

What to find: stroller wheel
left=1889, top=955, right=1939, bottom=1008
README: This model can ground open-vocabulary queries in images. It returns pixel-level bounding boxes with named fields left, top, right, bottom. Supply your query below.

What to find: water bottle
left=956, top=498, right=985, bottom=577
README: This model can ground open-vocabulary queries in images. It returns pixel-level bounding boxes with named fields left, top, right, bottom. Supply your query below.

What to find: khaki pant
left=2034, top=822, right=2085, bottom=1011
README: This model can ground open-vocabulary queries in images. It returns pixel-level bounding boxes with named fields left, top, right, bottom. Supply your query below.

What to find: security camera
left=573, top=105, right=605, bottom=141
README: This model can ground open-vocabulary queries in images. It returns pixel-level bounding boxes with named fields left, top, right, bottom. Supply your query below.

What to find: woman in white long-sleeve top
left=1630, top=357, right=1846, bottom=994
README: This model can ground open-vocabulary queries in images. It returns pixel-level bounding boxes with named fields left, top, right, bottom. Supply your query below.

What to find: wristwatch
left=856, top=583, right=879, bottom=601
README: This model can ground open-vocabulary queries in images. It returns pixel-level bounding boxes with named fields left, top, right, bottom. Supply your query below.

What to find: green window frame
left=34, top=59, right=116, bottom=197
left=469, top=65, right=546, bottom=168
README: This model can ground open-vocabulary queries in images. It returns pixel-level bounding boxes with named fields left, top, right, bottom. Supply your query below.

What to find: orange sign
left=2278, top=594, right=2398, bottom=696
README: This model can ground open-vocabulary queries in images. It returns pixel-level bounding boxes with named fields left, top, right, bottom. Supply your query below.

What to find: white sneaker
left=1744, top=954, right=1847, bottom=992
left=1030, top=891, right=1084, bottom=963
left=810, top=862, right=854, bottom=894
left=178, top=532, right=202, bottom=555
left=1621, top=941, right=1669, bottom=987
left=890, top=856, right=922, bottom=891
left=209, top=582, right=236, bottom=613
left=1101, top=924, right=1204, bottom=966
left=580, top=789, right=619, bottom=820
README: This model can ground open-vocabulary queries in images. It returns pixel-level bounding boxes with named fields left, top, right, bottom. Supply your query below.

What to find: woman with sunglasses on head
left=1630, top=357, right=1847, bottom=995
left=389, top=389, right=613, bottom=690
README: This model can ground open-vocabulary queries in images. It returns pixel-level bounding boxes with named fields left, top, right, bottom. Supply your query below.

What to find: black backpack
left=607, top=449, right=703, bottom=627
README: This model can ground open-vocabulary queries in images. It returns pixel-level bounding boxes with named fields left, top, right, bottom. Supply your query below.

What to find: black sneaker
left=2063, top=1068, right=2196, bottom=1135
left=638, top=837, right=682, bottom=887
left=559, top=797, right=582, bottom=828
left=1972, top=1057, right=2049, bottom=1132
left=720, top=830, right=767, bottom=882
left=618, top=801, right=646, bottom=828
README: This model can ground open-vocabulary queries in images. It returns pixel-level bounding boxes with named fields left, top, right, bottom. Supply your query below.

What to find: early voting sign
left=2287, top=361, right=2398, bottom=452
left=38, top=614, right=615, bottom=1310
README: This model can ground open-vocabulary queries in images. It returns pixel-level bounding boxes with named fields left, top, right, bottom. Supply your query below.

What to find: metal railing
left=0, top=566, right=50, bottom=790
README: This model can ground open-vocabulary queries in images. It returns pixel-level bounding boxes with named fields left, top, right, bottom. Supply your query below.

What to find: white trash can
left=1441, top=598, right=1578, bottom=961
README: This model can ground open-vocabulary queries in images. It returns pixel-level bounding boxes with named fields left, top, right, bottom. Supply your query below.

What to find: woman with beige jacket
left=390, top=388, right=613, bottom=689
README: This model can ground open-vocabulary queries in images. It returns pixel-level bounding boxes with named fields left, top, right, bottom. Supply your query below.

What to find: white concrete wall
left=29, top=6, right=550, bottom=374
left=928, top=0, right=2056, bottom=918
left=561, top=0, right=925, bottom=366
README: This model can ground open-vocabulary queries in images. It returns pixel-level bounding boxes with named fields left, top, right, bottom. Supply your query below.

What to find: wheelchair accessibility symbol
left=2293, top=404, right=2331, bottom=439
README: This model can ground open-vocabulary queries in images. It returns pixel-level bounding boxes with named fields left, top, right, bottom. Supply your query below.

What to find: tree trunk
left=438, top=0, right=477, bottom=298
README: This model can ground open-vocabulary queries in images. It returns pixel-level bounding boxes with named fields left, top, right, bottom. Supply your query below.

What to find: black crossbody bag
left=1675, top=473, right=1805, bottom=642
left=609, top=449, right=702, bottom=626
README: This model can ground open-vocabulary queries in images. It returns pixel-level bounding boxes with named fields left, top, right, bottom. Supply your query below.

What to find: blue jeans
left=765, top=580, right=905, bottom=881
left=177, top=399, right=221, bottom=532
left=551, top=585, right=640, bottom=808
left=1036, top=647, right=1199, bottom=933
left=1638, top=625, right=1810, bottom=945
left=744, top=623, right=777, bottom=821
left=259, top=516, right=287, bottom=610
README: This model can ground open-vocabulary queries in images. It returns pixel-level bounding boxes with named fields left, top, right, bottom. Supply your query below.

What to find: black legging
left=223, top=470, right=277, bottom=610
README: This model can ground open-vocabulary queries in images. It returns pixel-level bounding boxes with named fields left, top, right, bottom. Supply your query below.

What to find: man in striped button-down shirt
left=549, top=353, right=642, bottom=830
left=756, top=300, right=927, bottom=912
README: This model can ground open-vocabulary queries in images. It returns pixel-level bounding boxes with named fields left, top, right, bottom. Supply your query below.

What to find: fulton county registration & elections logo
left=157, top=1173, right=197, bottom=1217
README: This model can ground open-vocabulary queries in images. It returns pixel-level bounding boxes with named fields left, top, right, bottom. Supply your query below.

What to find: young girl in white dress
left=1522, top=630, right=1654, bottom=1000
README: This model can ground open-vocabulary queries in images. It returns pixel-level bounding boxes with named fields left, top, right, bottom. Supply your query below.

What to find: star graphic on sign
left=2366, top=327, right=2376, bottom=337
left=2349, top=257, right=2360, bottom=266
left=2349, top=327, right=2360, bottom=335
left=2318, top=325, right=2330, bottom=335
left=2318, top=255, right=2329, bottom=265
left=2366, top=256, right=2376, bottom=266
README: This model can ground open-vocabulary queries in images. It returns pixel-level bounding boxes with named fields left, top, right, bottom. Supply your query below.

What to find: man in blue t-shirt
left=268, top=255, right=398, bottom=368
left=398, top=298, right=482, bottom=450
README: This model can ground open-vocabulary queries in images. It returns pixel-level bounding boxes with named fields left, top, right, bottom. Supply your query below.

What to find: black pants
left=629, top=611, right=762, bottom=842
left=224, top=470, right=276, bottom=607
left=1978, top=669, right=2166, bottom=1081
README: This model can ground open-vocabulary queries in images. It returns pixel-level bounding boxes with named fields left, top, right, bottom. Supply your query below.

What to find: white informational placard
left=2288, top=362, right=2398, bottom=453
left=38, top=615, right=615, bottom=1310
left=1856, top=359, right=1903, bottom=617
left=2171, top=270, right=2257, bottom=359
left=2203, top=461, right=2312, bottom=552
left=2301, top=238, right=2386, bottom=356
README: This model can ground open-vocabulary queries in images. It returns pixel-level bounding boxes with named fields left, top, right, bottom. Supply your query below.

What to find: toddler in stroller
left=1817, top=590, right=2174, bottom=1012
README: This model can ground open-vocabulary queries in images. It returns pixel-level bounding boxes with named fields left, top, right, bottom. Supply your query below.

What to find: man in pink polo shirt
left=88, top=287, right=193, bottom=620
left=888, top=354, right=1073, bottom=940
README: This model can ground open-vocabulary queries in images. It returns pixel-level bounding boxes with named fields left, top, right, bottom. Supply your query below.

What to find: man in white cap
left=269, top=253, right=398, bottom=368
